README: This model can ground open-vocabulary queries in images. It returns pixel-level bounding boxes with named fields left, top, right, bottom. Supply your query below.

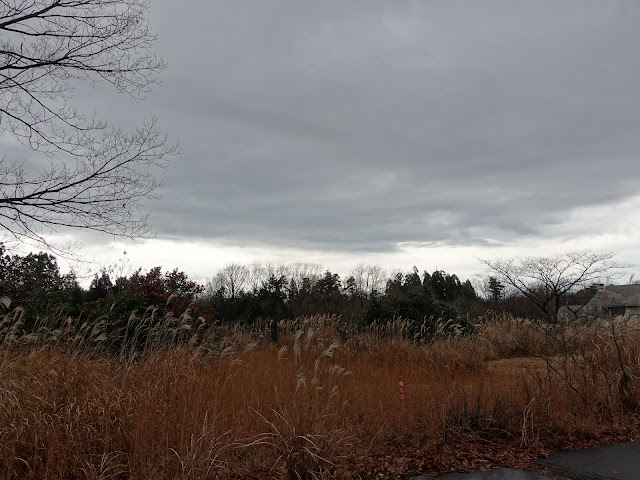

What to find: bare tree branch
left=479, top=251, right=627, bottom=323
left=0, top=0, right=177, bottom=249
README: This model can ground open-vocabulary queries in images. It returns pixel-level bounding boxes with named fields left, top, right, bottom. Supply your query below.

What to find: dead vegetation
left=0, top=312, right=639, bottom=479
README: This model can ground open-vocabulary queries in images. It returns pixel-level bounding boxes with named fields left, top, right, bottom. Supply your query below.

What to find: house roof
left=587, top=284, right=640, bottom=308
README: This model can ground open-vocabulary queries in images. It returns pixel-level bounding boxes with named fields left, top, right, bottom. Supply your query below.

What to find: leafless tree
left=206, top=263, right=249, bottom=299
left=350, top=263, right=386, bottom=297
left=289, top=262, right=322, bottom=287
left=0, top=0, right=177, bottom=250
left=479, top=251, right=627, bottom=323
left=263, top=262, right=291, bottom=283
left=209, top=261, right=324, bottom=297
left=237, top=262, right=291, bottom=293
left=246, top=261, right=266, bottom=293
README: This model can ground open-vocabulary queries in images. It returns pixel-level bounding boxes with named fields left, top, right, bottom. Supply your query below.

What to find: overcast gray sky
left=56, top=1, right=640, bottom=281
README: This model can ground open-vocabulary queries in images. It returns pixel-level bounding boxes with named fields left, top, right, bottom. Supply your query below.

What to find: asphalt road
left=414, top=467, right=557, bottom=479
left=414, top=439, right=640, bottom=480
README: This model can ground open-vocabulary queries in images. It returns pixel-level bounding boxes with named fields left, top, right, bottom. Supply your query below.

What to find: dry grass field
left=0, top=313, right=639, bottom=479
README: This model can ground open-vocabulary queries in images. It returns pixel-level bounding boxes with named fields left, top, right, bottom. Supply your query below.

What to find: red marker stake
left=398, top=376, right=406, bottom=408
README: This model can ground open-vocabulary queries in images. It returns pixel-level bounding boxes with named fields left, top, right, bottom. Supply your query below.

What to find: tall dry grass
left=0, top=311, right=639, bottom=478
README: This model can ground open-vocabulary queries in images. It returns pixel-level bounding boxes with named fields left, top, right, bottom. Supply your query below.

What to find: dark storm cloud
left=82, top=1, right=640, bottom=252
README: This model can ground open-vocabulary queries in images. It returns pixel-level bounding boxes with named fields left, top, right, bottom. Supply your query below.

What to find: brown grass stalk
left=0, top=313, right=639, bottom=478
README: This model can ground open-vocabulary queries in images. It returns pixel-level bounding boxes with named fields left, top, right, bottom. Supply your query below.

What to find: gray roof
left=587, top=285, right=640, bottom=308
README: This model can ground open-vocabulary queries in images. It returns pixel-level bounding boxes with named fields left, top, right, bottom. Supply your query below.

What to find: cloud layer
left=45, top=1, right=640, bottom=276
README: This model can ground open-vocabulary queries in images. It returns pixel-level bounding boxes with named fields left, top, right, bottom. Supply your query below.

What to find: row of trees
left=202, top=262, right=478, bottom=326
left=201, top=252, right=626, bottom=326
left=0, top=246, right=627, bottom=335
left=0, top=246, right=480, bottom=327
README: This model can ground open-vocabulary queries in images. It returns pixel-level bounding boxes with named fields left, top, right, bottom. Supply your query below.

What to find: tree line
left=0, top=246, right=482, bottom=329
left=202, top=262, right=479, bottom=328
left=1, top=246, right=627, bottom=338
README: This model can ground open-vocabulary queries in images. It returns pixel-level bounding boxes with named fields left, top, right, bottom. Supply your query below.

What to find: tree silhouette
left=480, top=251, right=625, bottom=322
left=0, top=0, right=177, bottom=250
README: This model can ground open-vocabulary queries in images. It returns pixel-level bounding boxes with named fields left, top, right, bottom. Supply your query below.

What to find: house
left=557, top=284, right=640, bottom=320
left=583, top=284, right=640, bottom=317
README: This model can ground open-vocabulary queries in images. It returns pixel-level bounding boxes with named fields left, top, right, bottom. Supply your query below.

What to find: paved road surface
left=537, top=439, right=640, bottom=480
left=414, top=467, right=557, bottom=479
left=414, top=439, right=640, bottom=480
